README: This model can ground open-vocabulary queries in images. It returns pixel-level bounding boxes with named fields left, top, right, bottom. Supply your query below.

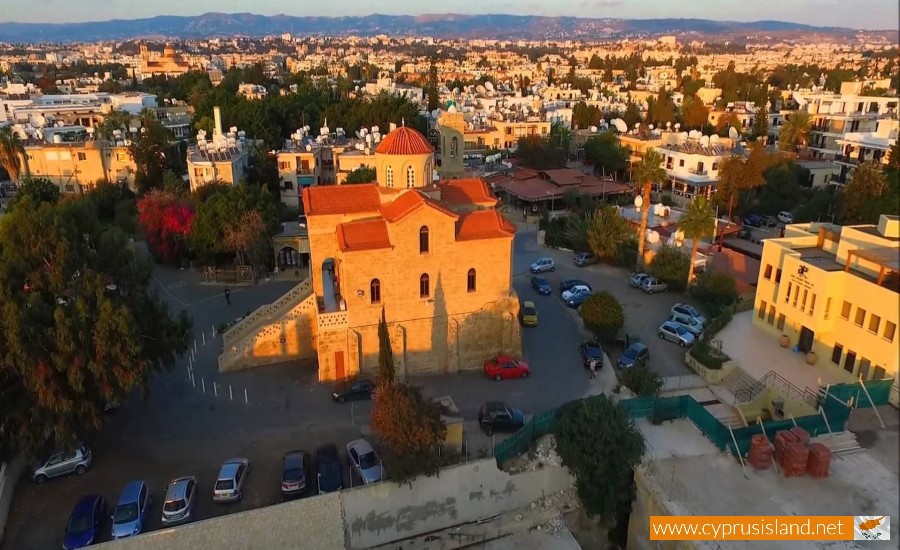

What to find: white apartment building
left=835, top=117, right=898, bottom=182
left=654, top=137, right=730, bottom=203
left=186, top=108, right=249, bottom=192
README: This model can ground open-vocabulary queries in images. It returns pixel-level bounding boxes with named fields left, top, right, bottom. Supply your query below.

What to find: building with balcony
left=276, top=142, right=324, bottom=209
left=19, top=139, right=137, bottom=193
left=186, top=107, right=249, bottom=192
left=237, top=83, right=268, bottom=101
left=834, top=117, right=898, bottom=183
left=753, top=215, right=899, bottom=384
left=655, top=137, right=731, bottom=203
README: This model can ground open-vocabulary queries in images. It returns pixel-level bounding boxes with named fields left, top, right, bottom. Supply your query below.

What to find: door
left=798, top=326, right=814, bottom=353
left=334, top=351, right=345, bottom=381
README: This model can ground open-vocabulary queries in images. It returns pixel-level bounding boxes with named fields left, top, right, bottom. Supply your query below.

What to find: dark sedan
left=530, top=275, right=552, bottom=295
left=617, top=342, right=649, bottom=369
left=281, top=450, right=310, bottom=498
left=579, top=341, right=604, bottom=369
left=560, top=279, right=591, bottom=295
left=63, top=494, right=107, bottom=550
left=331, top=379, right=374, bottom=403
left=315, top=444, right=343, bottom=495
left=566, top=292, right=591, bottom=309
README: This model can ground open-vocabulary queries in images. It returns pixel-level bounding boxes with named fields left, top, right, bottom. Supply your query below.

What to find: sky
left=0, top=0, right=897, bottom=30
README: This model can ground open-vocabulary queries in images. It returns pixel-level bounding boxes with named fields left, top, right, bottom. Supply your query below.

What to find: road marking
left=152, top=274, right=189, bottom=308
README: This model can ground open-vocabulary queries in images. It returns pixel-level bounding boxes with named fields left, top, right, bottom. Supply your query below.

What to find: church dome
left=374, top=126, right=433, bottom=156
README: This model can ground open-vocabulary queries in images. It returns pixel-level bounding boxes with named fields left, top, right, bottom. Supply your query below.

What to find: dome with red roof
left=375, top=126, right=433, bottom=156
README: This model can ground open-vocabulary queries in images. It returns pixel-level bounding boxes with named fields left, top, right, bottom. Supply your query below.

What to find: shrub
left=690, top=306, right=734, bottom=369
left=544, top=215, right=572, bottom=248
left=648, top=245, right=690, bottom=291
left=579, top=291, right=625, bottom=343
left=616, top=365, right=663, bottom=396
left=660, top=193, right=676, bottom=207
left=614, top=239, right=638, bottom=268
left=691, top=271, right=739, bottom=316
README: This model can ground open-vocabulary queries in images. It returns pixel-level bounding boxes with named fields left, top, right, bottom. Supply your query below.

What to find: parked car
left=743, top=214, right=762, bottom=227
left=628, top=272, right=650, bottom=288
left=566, top=292, right=591, bottom=309
left=530, top=275, right=552, bottom=295
left=111, top=481, right=152, bottom=539
left=561, top=284, right=591, bottom=302
left=331, top=379, right=374, bottom=403
left=658, top=321, right=696, bottom=347
left=483, top=355, right=531, bottom=381
left=346, top=439, right=383, bottom=485
left=560, top=279, right=590, bottom=294
left=669, top=313, right=704, bottom=337
left=671, top=303, right=708, bottom=326
left=641, top=277, right=669, bottom=294
left=213, top=458, right=250, bottom=503
left=63, top=495, right=107, bottom=550
left=315, top=444, right=343, bottom=495
left=761, top=215, right=778, bottom=227
left=579, top=341, right=604, bottom=369
left=574, top=252, right=598, bottom=267
left=530, top=257, right=555, bottom=273
left=777, top=211, right=795, bottom=224
left=161, top=476, right=197, bottom=526
left=281, top=451, right=310, bottom=498
left=521, top=301, right=538, bottom=327
left=737, top=227, right=753, bottom=240
left=478, top=401, right=526, bottom=436
left=33, top=444, right=92, bottom=484
left=617, top=342, right=649, bottom=369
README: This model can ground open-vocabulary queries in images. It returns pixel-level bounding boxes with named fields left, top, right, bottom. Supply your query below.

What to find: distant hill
left=0, top=12, right=888, bottom=43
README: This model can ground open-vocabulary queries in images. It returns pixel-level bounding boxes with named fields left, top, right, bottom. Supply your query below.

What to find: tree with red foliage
left=137, top=190, right=195, bottom=264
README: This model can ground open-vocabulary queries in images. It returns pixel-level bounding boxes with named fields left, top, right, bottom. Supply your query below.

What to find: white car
left=777, top=211, right=794, bottom=224
left=669, top=313, right=703, bottom=337
left=346, top=439, right=383, bottom=485
left=561, top=285, right=591, bottom=301
left=212, top=458, right=249, bottom=503
left=671, top=303, right=707, bottom=327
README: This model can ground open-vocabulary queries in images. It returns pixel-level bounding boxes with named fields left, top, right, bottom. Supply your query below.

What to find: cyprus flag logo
left=854, top=516, right=890, bottom=541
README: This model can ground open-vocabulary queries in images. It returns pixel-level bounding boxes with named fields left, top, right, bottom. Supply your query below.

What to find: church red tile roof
left=374, top=126, right=434, bottom=155
left=336, top=219, right=393, bottom=252
left=380, top=190, right=458, bottom=223
left=303, top=184, right=382, bottom=215
left=455, top=210, right=517, bottom=241
left=437, top=178, right=498, bottom=207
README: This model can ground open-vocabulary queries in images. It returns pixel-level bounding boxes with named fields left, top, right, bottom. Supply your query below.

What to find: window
left=776, top=313, right=785, bottom=330
left=844, top=350, right=856, bottom=373
left=419, top=226, right=429, bottom=254
left=77, top=152, right=87, bottom=161
left=763, top=265, right=773, bottom=280
left=873, top=366, right=886, bottom=380
left=884, top=321, right=897, bottom=343
left=419, top=274, right=430, bottom=298
left=386, top=166, right=394, bottom=187
left=406, top=165, right=416, bottom=188
left=758, top=300, right=767, bottom=319
left=854, top=307, right=866, bottom=327
left=370, top=279, right=381, bottom=304
left=800, top=289, right=808, bottom=311
left=767, top=305, right=776, bottom=325
left=775, top=269, right=782, bottom=283
left=841, top=301, right=851, bottom=320
left=467, top=268, right=476, bottom=292
left=784, top=282, right=792, bottom=303
left=450, top=137, right=459, bottom=159
left=858, top=358, right=871, bottom=380
left=712, top=162, right=719, bottom=171
left=678, top=159, right=685, bottom=167
left=792, top=285, right=799, bottom=307
left=824, top=297, right=832, bottom=319
left=808, top=294, right=816, bottom=316
left=283, top=181, right=293, bottom=190
left=868, top=314, right=881, bottom=334
left=831, top=343, right=843, bottom=365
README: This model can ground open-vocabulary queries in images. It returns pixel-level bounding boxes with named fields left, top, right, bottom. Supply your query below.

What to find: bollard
left=214, top=382, right=218, bottom=397
left=201, top=378, right=206, bottom=394
left=187, top=364, right=191, bottom=378
left=202, top=332, right=206, bottom=346
left=189, top=355, right=193, bottom=369
left=212, top=324, right=217, bottom=337
left=194, top=340, right=198, bottom=353
left=191, top=347, right=195, bottom=362
left=229, top=385, right=233, bottom=400
left=191, top=372, right=195, bottom=388
left=244, top=388, right=248, bottom=404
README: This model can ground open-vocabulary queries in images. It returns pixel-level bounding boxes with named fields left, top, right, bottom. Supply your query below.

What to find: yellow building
left=19, top=140, right=137, bottom=193
left=753, top=215, right=899, bottom=383
left=139, top=43, right=191, bottom=78
left=276, top=146, right=323, bottom=208
left=187, top=107, right=249, bottom=192
left=373, top=126, right=434, bottom=188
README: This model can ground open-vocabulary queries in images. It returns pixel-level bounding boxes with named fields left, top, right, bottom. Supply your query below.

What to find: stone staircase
left=721, top=367, right=762, bottom=403
left=218, top=278, right=318, bottom=372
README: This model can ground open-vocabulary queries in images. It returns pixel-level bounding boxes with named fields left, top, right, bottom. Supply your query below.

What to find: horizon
left=0, top=1, right=898, bottom=31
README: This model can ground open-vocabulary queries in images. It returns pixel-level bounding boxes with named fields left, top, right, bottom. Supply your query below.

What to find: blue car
left=530, top=275, right=552, bottom=295
left=111, top=481, right=152, bottom=539
left=64, top=495, right=107, bottom=550
left=566, top=292, right=590, bottom=308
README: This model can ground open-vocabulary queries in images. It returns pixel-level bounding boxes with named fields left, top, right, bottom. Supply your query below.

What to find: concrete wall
left=341, top=458, right=573, bottom=549
left=0, top=456, right=26, bottom=546
left=629, top=464, right=698, bottom=550
left=93, top=492, right=344, bottom=550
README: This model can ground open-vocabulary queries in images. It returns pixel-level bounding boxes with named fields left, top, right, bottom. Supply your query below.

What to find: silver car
left=629, top=272, right=650, bottom=288
left=658, top=321, right=695, bottom=347
left=213, top=458, right=249, bottom=503
left=33, top=444, right=92, bottom=484
left=161, top=476, right=198, bottom=525
left=669, top=313, right=704, bottom=337
left=530, top=257, right=555, bottom=273
left=671, top=303, right=708, bottom=326
left=641, top=277, right=669, bottom=294
left=346, top=439, right=383, bottom=485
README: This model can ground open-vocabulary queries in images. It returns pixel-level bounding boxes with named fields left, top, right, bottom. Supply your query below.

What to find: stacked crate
left=790, top=427, right=811, bottom=446
left=748, top=434, right=774, bottom=470
left=774, top=429, right=797, bottom=465
left=806, top=443, right=832, bottom=478
left=782, top=442, right=810, bottom=477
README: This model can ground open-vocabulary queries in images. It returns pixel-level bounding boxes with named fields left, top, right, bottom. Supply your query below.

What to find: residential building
left=186, top=107, right=249, bottom=192
left=834, top=117, right=898, bottom=182
left=276, top=141, right=324, bottom=209
left=363, top=78, right=423, bottom=102
left=19, top=139, right=137, bottom=193
left=754, top=215, right=899, bottom=383
left=654, top=137, right=731, bottom=203
left=237, top=83, right=268, bottom=100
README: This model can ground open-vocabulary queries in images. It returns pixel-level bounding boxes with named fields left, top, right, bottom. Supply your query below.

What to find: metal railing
left=733, top=370, right=820, bottom=409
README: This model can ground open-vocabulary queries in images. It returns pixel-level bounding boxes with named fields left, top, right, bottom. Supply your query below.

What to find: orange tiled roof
left=336, top=218, right=393, bottom=252
left=438, top=178, right=498, bottom=207
left=374, top=126, right=434, bottom=155
left=380, top=190, right=458, bottom=223
left=303, top=184, right=382, bottom=216
left=455, top=210, right=517, bottom=241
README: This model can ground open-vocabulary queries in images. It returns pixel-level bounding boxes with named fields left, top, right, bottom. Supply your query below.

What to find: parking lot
left=2, top=228, right=699, bottom=550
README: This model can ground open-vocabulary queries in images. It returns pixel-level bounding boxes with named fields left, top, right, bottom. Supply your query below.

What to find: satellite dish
left=476, top=85, right=486, bottom=94
left=634, top=122, right=641, bottom=130
left=666, top=121, right=672, bottom=129
left=674, top=123, right=681, bottom=130
left=710, top=134, right=720, bottom=145
left=634, top=195, right=644, bottom=209
left=589, top=126, right=598, bottom=133
left=613, top=119, right=627, bottom=133
left=679, top=131, right=688, bottom=142
left=699, top=135, right=710, bottom=147
left=485, top=81, right=494, bottom=91
left=648, top=124, right=654, bottom=130
left=305, top=144, right=312, bottom=152
left=728, top=126, right=739, bottom=140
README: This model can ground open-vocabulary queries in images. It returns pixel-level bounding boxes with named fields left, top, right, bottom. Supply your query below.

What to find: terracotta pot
left=779, top=334, right=790, bottom=348
left=806, top=351, right=817, bottom=365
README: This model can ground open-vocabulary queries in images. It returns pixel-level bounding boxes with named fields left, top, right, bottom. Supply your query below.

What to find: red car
left=483, top=355, right=531, bottom=381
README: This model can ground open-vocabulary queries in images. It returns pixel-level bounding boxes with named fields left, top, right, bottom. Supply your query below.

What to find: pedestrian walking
left=589, top=361, right=596, bottom=379
left=224, top=288, right=231, bottom=305
left=522, top=209, right=527, bottom=222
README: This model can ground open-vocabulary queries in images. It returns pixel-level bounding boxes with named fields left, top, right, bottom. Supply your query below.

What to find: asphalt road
left=2, top=230, right=698, bottom=549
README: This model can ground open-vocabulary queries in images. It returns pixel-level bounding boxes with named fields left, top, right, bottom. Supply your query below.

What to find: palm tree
left=0, top=126, right=26, bottom=182
left=631, top=149, right=667, bottom=268
left=680, top=197, right=716, bottom=287
left=778, top=110, right=812, bottom=153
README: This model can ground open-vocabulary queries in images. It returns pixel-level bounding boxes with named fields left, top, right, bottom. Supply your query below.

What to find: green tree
left=679, top=197, right=716, bottom=287
left=550, top=122, right=572, bottom=152
left=0, top=196, right=191, bottom=458
left=96, top=109, right=134, bottom=140
left=7, top=177, right=60, bottom=209
left=888, top=141, right=900, bottom=171
left=515, top=135, right=566, bottom=170
left=680, top=95, right=710, bottom=130
left=190, top=184, right=278, bottom=265
left=841, top=162, right=890, bottom=224
left=631, top=149, right=667, bottom=268
left=579, top=291, right=625, bottom=343
left=378, top=308, right=395, bottom=384
left=646, top=90, right=677, bottom=127
left=223, top=210, right=271, bottom=281
left=371, top=382, right=446, bottom=484
left=584, top=205, right=635, bottom=262
left=617, top=365, right=663, bottom=397
left=128, top=113, right=174, bottom=194
left=752, top=101, right=769, bottom=142
left=0, top=126, right=26, bottom=182
left=345, top=166, right=377, bottom=184
left=553, top=395, right=645, bottom=521
left=572, top=101, right=602, bottom=129
left=426, top=62, right=439, bottom=112
left=621, top=101, right=643, bottom=129
left=715, top=145, right=770, bottom=221
left=583, top=131, right=629, bottom=178
left=691, top=271, right=739, bottom=315
left=778, top=111, right=812, bottom=152
left=648, top=245, right=691, bottom=291
left=715, top=111, right=741, bottom=137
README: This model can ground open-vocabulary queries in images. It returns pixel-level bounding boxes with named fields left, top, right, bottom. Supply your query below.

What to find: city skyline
left=0, top=0, right=898, bottom=30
